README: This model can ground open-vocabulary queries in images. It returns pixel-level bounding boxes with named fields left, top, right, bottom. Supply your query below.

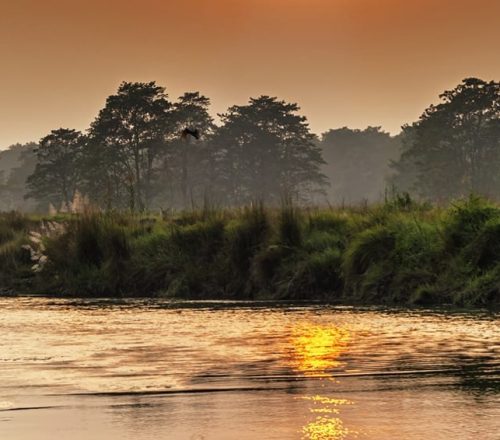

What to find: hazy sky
left=0, top=0, right=499, bottom=148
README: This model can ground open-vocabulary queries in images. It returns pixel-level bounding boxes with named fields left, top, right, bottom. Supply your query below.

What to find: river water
left=0, top=298, right=498, bottom=439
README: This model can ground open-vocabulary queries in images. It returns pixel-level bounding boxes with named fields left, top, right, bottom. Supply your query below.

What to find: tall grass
left=0, top=195, right=499, bottom=307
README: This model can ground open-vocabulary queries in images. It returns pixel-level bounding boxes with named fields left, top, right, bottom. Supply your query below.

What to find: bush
left=462, top=218, right=500, bottom=270
left=343, top=224, right=396, bottom=287
left=443, top=196, right=500, bottom=253
left=278, top=248, right=343, bottom=299
left=278, top=202, right=302, bottom=248
left=343, top=219, right=443, bottom=303
left=228, top=203, right=270, bottom=274
left=0, top=201, right=498, bottom=307
left=43, top=214, right=130, bottom=295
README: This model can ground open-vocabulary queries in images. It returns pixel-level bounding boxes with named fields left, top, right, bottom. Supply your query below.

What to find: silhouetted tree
left=26, top=130, right=84, bottom=209
left=157, top=92, right=217, bottom=207
left=391, top=78, right=500, bottom=201
left=212, top=96, right=327, bottom=204
left=87, top=81, right=172, bottom=210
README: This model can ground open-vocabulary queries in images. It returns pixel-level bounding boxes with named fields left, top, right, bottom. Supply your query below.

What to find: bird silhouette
left=181, top=127, right=201, bottom=140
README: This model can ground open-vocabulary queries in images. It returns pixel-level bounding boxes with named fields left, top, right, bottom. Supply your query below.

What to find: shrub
left=462, top=218, right=500, bottom=270
left=42, top=214, right=131, bottom=295
left=228, top=203, right=270, bottom=274
left=443, top=196, right=500, bottom=253
left=278, top=248, right=343, bottom=299
left=278, top=202, right=302, bottom=248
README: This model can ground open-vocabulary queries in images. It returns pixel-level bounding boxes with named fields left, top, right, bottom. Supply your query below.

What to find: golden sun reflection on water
left=290, top=324, right=355, bottom=440
left=302, top=416, right=350, bottom=440
left=290, top=324, right=350, bottom=377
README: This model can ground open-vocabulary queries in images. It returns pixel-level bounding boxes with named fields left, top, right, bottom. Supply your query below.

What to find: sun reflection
left=302, top=416, right=350, bottom=440
left=300, top=395, right=355, bottom=439
left=290, top=324, right=350, bottom=377
left=290, top=324, right=355, bottom=440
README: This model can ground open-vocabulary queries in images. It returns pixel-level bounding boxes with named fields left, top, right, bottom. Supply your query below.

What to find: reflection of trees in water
left=451, top=354, right=500, bottom=399
left=368, top=351, right=499, bottom=403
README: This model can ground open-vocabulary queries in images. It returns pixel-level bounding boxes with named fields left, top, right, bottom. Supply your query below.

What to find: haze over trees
left=26, top=129, right=85, bottom=210
left=212, top=96, right=327, bottom=205
left=3, top=82, right=328, bottom=211
left=0, top=77, right=499, bottom=212
left=0, top=143, right=37, bottom=211
left=320, top=127, right=401, bottom=204
left=390, top=78, right=500, bottom=201
left=85, top=81, right=172, bottom=211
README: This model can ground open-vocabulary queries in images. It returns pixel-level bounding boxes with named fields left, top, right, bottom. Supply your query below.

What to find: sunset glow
left=1, top=0, right=499, bottom=147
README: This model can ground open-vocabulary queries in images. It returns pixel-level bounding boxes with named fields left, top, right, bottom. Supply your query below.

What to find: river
left=0, top=298, right=498, bottom=439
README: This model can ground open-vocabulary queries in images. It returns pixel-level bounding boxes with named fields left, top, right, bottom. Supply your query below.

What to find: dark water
left=0, top=298, right=498, bottom=439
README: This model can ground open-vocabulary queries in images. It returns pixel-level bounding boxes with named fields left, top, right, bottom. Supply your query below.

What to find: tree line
left=0, top=77, right=498, bottom=211
left=12, top=83, right=327, bottom=212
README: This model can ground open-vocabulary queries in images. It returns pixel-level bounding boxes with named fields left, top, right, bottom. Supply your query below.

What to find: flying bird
left=181, top=127, right=201, bottom=140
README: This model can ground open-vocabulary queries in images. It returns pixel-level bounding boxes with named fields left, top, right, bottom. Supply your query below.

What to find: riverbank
left=1, top=196, right=500, bottom=307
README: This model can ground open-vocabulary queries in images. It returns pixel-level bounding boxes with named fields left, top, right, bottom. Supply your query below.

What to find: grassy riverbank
left=1, top=196, right=500, bottom=307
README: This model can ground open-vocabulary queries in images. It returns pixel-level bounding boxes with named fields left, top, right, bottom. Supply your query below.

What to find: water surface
left=0, top=298, right=498, bottom=439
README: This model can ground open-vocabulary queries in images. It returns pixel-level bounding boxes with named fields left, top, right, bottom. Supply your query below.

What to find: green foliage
left=228, top=204, right=270, bottom=275
left=43, top=213, right=131, bottom=295
left=169, top=218, right=225, bottom=258
left=343, top=224, right=397, bottom=300
left=457, top=266, right=500, bottom=307
left=278, top=201, right=302, bottom=248
left=0, top=222, right=15, bottom=246
left=0, top=214, right=33, bottom=292
left=0, top=200, right=499, bottom=308
left=343, top=217, right=443, bottom=303
left=462, top=218, right=500, bottom=270
left=278, top=248, right=343, bottom=299
left=443, top=196, right=499, bottom=252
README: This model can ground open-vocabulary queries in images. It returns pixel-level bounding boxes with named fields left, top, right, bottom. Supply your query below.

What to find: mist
left=0, top=77, right=499, bottom=212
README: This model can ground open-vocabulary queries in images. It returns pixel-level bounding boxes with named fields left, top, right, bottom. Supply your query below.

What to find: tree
left=391, top=78, right=500, bottom=201
left=212, top=96, right=327, bottom=205
left=87, top=81, right=172, bottom=211
left=0, top=143, right=37, bottom=211
left=387, top=128, right=419, bottom=195
left=320, top=127, right=401, bottom=204
left=26, top=130, right=84, bottom=209
left=157, top=92, right=217, bottom=207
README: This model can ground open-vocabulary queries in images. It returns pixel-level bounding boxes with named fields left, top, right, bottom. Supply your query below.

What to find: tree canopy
left=3, top=77, right=498, bottom=212
left=212, top=96, right=326, bottom=204
left=87, top=81, right=172, bottom=210
left=390, top=78, right=500, bottom=201
left=26, top=129, right=84, bottom=210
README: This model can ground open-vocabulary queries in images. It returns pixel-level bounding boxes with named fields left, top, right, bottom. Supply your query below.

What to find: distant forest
left=0, top=77, right=498, bottom=212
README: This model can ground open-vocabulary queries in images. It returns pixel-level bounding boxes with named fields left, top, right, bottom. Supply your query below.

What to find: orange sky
left=0, top=0, right=499, bottom=148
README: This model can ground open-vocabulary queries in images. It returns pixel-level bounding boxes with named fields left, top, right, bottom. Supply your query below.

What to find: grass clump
left=278, top=201, right=302, bottom=248
left=0, top=197, right=499, bottom=308
left=443, top=195, right=500, bottom=253
left=42, top=213, right=131, bottom=296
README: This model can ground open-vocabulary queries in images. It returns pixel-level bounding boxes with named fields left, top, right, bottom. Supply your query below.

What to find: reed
left=0, top=195, right=499, bottom=307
